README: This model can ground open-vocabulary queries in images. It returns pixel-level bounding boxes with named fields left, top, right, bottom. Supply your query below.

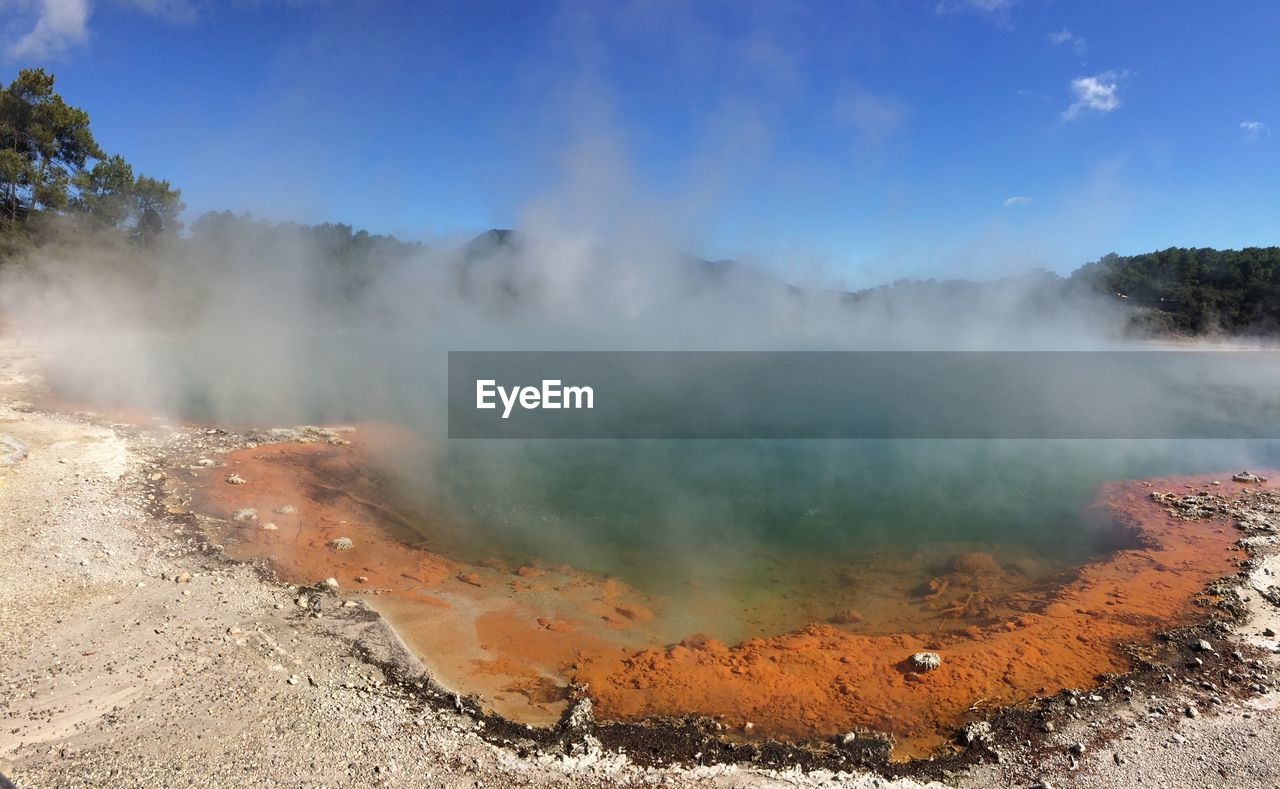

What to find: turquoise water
left=368, top=437, right=1279, bottom=641
left=410, top=438, right=1280, bottom=606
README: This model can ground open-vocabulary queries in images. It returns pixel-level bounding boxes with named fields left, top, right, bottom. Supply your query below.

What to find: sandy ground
left=2, top=337, right=1280, bottom=787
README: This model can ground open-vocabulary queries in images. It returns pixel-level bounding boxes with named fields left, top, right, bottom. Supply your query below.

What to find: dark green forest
left=2, top=68, right=1278, bottom=336
left=1070, top=247, right=1280, bottom=335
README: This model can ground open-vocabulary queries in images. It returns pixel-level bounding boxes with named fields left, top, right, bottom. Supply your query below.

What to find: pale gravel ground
left=956, top=546, right=1280, bottom=789
left=2, top=337, right=1280, bottom=788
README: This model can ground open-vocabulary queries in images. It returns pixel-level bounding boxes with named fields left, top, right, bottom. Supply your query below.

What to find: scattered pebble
left=225, top=474, right=246, bottom=485
left=909, top=652, right=942, bottom=672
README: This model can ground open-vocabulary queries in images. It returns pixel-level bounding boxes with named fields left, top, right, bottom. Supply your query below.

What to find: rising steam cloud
left=3, top=142, right=1275, bottom=608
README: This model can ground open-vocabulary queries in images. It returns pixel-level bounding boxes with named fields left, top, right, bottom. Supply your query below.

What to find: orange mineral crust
left=574, top=474, right=1252, bottom=754
left=184, top=438, right=1261, bottom=757
left=186, top=437, right=664, bottom=728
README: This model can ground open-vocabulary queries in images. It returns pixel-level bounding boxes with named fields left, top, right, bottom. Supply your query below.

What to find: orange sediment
left=573, top=475, right=1248, bottom=756
left=185, top=437, right=665, bottom=728
left=183, top=436, right=1261, bottom=757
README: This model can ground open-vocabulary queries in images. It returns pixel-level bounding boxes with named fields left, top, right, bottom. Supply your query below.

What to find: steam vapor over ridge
left=3, top=187, right=1277, bottom=593
left=1, top=207, right=1137, bottom=426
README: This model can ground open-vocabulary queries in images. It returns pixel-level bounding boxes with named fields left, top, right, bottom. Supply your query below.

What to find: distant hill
left=1070, top=247, right=1280, bottom=335
left=463, top=228, right=520, bottom=257
left=457, top=229, right=796, bottom=301
left=51, top=213, right=1277, bottom=338
left=463, top=229, right=782, bottom=289
left=459, top=232, right=1280, bottom=336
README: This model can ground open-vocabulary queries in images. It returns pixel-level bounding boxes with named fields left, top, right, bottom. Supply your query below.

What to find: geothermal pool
left=407, top=440, right=1183, bottom=639
left=44, top=312, right=1280, bottom=755
left=185, top=433, right=1280, bottom=756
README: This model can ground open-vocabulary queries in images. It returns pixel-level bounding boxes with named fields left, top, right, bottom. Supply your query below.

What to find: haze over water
left=414, top=436, right=1280, bottom=641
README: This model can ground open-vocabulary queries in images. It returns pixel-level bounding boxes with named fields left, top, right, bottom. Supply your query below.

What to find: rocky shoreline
left=3, top=340, right=1280, bottom=787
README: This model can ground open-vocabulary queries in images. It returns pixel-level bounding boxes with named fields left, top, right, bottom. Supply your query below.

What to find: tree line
left=1071, top=247, right=1280, bottom=335
left=0, top=68, right=421, bottom=304
left=1, top=69, right=184, bottom=247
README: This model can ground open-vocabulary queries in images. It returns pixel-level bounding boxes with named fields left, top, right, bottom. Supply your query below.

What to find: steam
left=3, top=153, right=1277, bottom=631
left=0, top=201, right=1140, bottom=428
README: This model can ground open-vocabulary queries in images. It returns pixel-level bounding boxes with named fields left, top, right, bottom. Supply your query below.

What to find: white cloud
left=4, top=0, right=226, bottom=60
left=936, top=0, right=1015, bottom=14
left=1002, top=195, right=1032, bottom=207
left=6, top=0, right=92, bottom=60
left=1048, top=28, right=1086, bottom=55
left=1241, top=120, right=1270, bottom=141
left=935, top=0, right=1017, bottom=27
left=1062, top=72, right=1122, bottom=121
left=118, top=0, right=198, bottom=23
left=835, top=88, right=907, bottom=147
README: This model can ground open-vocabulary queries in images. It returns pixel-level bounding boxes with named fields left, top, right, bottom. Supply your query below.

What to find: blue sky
left=2, top=0, right=1277, bottom=285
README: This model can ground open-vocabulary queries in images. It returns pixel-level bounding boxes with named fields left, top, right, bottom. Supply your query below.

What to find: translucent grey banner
left=447, top=351, right=1280, bottom=439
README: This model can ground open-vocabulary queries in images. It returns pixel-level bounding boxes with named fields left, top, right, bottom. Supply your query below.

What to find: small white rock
left=909, top=651, right=943, bottom=671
